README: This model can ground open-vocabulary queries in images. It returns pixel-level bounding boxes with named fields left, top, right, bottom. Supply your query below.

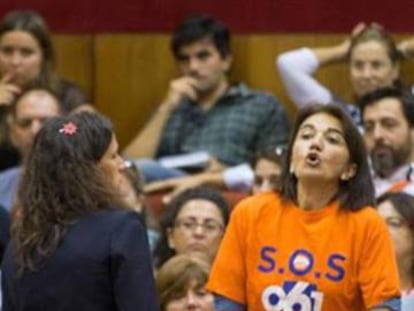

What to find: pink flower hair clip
left=59, top=122, right=77, bottom=135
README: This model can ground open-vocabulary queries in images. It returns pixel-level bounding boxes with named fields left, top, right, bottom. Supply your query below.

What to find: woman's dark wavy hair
left=0, top=10, right=54, bottom=85
left=377, top=191, right=414, bottom=279
left=280, top=104, right=375, bottom=211
left=154, top=187, right=230, bottom=268
left=12, top=111, right=119, bottom=272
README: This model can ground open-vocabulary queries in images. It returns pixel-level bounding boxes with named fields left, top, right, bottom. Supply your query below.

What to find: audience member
left=207, top=104, right=400, bottom=310
left=154, top=187, right=229, bottom=268
left=0, top=87, right=61, bottom=211
left=358, top=87, right=414, bottom=197
left=156, top=252, right=214, bottom=311
left=277, top=23, right=401, bottom=125
left=0, top=10, right=90, bottom=171
left=144, top=147, right=285, bottom=203
left=377, top=192, right=414, bottom=311
left=124, top=15, right=290, bottom=182
left=251, top=149, right=284, bottom=195
left=1, top=112, right=158, bottom=311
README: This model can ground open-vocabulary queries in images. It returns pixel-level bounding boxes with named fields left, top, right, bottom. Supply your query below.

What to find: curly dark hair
left=12, top=112, right=121, bottom=271
left=153, top=187, right=230, bottom=268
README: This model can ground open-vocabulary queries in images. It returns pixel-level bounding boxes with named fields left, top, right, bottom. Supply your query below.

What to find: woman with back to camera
left=0, top=10, right=90, bottom=171
left=207, top=104, right=400, bottom=310
left=277, top=24, right=401, bottom=125
left=377, top=192, right=414, bottom=311
left=1, top=112, right=159, bottom=311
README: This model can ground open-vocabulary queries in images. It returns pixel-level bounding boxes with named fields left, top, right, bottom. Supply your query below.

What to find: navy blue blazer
left=1, top=209, right=159, bottom=311
left=0, top=204, right=9, bottom=261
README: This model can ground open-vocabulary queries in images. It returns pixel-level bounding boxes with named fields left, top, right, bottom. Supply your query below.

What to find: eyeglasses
left=385, top=216, right=407, bottom=228
left=174, top=218, right=224, bottom=234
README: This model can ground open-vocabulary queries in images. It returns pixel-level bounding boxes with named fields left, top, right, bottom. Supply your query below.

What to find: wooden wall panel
left=396, top=34, right=414, bottom=88
left=89, top=33, right=414, bottom=147
left=230, top=34, right=353, bottom=119
left=94, top=34, right=176, bottom=147
left=52, top=34, right=94, bottom=100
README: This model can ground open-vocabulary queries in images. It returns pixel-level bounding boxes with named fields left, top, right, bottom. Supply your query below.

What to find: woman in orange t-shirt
left=207, top=104, right=401, bottom=311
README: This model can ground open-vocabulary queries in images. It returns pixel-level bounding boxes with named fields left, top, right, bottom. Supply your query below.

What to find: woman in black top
left=0, top=204, right=9, bottom=261
left=1, top=112, right=159, bottom=311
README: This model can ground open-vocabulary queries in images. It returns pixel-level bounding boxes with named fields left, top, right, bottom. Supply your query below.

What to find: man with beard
left=123, top=15, right=289, bottom=183
left=358, top=87, right=414, bottom=197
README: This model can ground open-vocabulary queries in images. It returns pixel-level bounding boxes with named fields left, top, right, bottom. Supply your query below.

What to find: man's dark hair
left=358, top=87, right=414, bottom=127
left=171, top=15, right=231, bottom=59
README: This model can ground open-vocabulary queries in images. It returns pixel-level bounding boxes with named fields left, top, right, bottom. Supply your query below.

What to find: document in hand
left=158, top=151, right=210, bottom=171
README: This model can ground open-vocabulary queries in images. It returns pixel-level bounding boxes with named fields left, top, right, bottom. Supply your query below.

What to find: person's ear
left=391, top=62, right=400, bottom=81
left=167, top=227, right=175, bottom=249
left=6, top=113, right=14, bottom=127
left=289, top=164, right=295, bottom=175
left=6, top=113, right=19, bottom=147
left=222, top=53, right=233, bottom=73
left=340, top=163, right=357, bottom=181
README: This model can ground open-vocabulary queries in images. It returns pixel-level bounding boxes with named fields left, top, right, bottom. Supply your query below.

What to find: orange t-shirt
left=207, top=192, right=400, bottom=311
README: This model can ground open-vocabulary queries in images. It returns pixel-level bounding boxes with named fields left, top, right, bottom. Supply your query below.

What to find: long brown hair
left=0, top=10, right=54, bottom=86
left=11, top=112, right=120, bottom=272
